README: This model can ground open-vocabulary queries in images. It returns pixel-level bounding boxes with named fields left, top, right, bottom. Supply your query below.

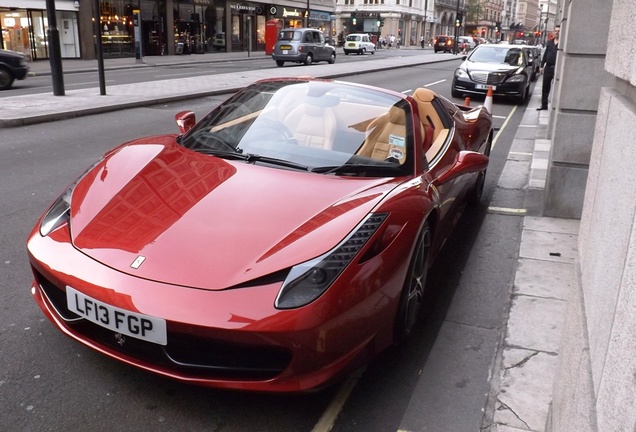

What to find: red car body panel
left=26, top=78, right=492, bottom=392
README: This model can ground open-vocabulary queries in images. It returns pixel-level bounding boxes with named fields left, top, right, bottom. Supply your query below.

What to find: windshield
left=180, top=79, right=413, bottom=177
left=346, top=35, right=362, bottom=41
left=469, top=46, right=525, bottom=65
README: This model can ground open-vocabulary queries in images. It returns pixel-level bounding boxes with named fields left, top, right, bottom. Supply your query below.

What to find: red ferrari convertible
left=27, top=78, right=492, bottom=392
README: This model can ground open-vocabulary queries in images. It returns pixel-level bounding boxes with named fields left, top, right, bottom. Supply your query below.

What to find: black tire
left=344, top=51, right=349, bottom=55
left=275, top=60, right=284, bottom=67
left=516, top=85, right=529, bottom=104
left=328, top=52, right=336, bottom=64
left=304, top=54, right=313, bottom=66
left=468, top=134, right=492, bottom=206
left=394, top=221, right=432, bottom=343
left=451, top=87, right=462, bottom=99
left=0, top=67, right=14, bottom=91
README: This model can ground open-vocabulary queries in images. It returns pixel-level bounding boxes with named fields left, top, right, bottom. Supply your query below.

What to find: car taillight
left=446, top=40, right=452, bottom=46
left=298, top=46, right=303, bottom=52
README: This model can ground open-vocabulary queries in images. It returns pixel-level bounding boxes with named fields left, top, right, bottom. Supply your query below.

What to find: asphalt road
left=0, top=61, right=531, bottom=431
left=2, top=49, right=410, bottom=97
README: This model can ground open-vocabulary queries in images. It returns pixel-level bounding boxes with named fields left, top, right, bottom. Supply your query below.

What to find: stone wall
left=547, top=1, right=636, bottom=431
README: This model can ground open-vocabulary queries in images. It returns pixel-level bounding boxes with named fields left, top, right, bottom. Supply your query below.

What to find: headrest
left=388, top=106, right=405, bottom=125
left=413, top=87, right=436, bottom=103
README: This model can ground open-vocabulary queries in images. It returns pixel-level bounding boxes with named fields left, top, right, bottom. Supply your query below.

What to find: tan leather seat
left=357, top=106, right=414, bottom=162
left=412, top=88, right=452, bottom=161
left=285, top=103, right=337, bottom=150
left=412, top=88, right=444, bottom=142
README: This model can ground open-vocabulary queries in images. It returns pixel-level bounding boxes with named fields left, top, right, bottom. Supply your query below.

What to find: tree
left=465, top=0, right=484, bottom=25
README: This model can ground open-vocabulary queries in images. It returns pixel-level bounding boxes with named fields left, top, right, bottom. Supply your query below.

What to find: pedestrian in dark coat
left=537, top=26, right=560, bottom=110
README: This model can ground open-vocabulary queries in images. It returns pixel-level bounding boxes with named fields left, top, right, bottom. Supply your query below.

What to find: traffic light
left=495, top=21, right=501, bottom=33
left=456, top=12, right=463, bottom=26
left=351, top=12, right=357, bottom=26
left=376, top=19, right=381, bottom=27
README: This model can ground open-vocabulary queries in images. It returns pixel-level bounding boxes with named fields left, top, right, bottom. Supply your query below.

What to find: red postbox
left=265, top=20, right=281, bottom=55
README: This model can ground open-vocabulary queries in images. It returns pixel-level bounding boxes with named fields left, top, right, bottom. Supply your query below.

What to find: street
left=0, top=60, right=532, bottom=431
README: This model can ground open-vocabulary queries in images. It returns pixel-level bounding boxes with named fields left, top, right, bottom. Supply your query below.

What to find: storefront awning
left=1, top=0, right=78, bottom=12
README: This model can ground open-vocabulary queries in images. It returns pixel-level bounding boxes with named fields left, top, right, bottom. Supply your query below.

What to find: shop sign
left=230, top=3, right=256, bottom=12
left=194, top=0, right=211, bottom=5
left=309, top=11, right=331, bottom=21
left=282, top=8, right=303, bottom=18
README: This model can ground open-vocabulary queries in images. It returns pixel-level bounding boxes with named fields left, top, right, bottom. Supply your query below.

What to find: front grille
left=470, top=71, right=508, bottom=84
left=34, top=269, right=292, bottom=380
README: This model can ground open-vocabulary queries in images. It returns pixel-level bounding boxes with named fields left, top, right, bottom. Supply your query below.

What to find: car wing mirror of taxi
left=435, top=150, right=489, bottom=185
left=175, top=111, right=196, bottom=134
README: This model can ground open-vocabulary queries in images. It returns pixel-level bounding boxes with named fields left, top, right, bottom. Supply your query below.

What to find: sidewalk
left=5, top=51, right=574, bottom=431
left=479, top=89, right=578, bottom=432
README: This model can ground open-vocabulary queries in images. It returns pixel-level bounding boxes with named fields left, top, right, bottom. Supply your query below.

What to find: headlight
left=454, top=69, right=469, bottom=79
left=39, top=158, right=103, bottom=237
left=507, top=74, right=526, bottom=82
left=275, top=213, right=388, bottom=309
left=39, top=188, right=72, bottom=236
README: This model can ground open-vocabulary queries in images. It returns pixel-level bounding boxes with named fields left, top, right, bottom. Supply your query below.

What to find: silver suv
left=272, top=28, right=336, bottom=67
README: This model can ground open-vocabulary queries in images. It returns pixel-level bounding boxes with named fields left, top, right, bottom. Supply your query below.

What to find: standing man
left=537, top=25, right=560, bottom=110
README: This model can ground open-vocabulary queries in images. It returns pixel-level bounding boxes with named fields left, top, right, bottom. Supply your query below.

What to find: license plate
left=475, top=84, right=496, bottom=90
left=282, top=50, right=288, bottom=54
left=347, top=42, right=355, bottom=47
left=280, top=45, right=292, bottom=50
left=66, top=286, right=167, bottom=345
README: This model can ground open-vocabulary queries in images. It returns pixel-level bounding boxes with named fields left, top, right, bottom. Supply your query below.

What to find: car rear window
left=346, top=35, right=361, bottom=41
left=279, top=31, right=301, bottom=41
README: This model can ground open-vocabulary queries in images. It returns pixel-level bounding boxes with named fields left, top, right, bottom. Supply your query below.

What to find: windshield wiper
left=198, top=149, right=309, bottom=171
left=244, top=154, right=310, bottom=171
left=196, top=148, right=248, bottom=160
left=311, top=163, right=402, bottom=175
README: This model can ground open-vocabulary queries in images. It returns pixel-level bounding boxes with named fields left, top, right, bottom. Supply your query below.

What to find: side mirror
left=435, top=150, right=489, bottom=184
left=175, top=111, right=196, bottom=134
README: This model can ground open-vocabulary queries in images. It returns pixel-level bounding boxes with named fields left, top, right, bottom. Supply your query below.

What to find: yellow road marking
left=312, top=367, right=365, bottom=432
left=492, top=104, right=517, bottom=149
left=487, top=206, right=527, bottom=215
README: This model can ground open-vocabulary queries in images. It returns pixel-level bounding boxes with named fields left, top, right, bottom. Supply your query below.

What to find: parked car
left=211, top=33, right=225, bottom=51
left=434, top=35, right=455, bottom=53
left=518, top=44, right=542, bottom=81
left=343, top=33, right=376, bottom=55
left=272, top=28, right=336, bottom=66
left=0, top=48, right=29, bottom=90
left=457, top=36, right=476, bottom=52
left=26, top=77, right=492, bottom=393
left=451, top=43, right=534, bottom=104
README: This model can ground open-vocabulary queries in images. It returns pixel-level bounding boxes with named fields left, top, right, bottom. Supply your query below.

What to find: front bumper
left=452, top=76, right=527, bottom=98
left=26, top=225, right=399, bottom=392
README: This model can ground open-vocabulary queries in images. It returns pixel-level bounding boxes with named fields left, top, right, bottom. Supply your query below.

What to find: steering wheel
left=249, top=116, right=296, bottom=143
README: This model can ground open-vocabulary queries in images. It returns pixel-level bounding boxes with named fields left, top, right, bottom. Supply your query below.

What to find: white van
left=343, top=33, right=376, bottom=55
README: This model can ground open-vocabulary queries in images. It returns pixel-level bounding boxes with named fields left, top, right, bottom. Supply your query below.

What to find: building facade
left=0, top=0, right=81, bottom=60
left=334, top=0, right=444, bottom=49
left=0, top=0, right=335, bottom=60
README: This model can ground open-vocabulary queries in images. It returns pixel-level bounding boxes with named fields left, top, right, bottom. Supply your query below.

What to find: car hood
left=0, top=48, right=24, bottom=59
left=463, top=61, right=521, bottom=74
left=69, top=139, right=400, bottom=290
